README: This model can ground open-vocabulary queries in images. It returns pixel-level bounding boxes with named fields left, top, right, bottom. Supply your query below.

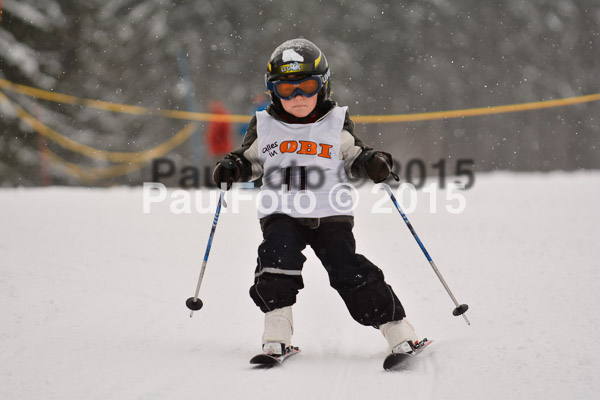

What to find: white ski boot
left=380, top=318, right=418, bottom=354
left=262, top=306, right=293, bottom=355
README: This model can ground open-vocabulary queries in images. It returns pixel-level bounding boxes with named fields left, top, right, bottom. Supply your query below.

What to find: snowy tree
left=0, top=0, right=599, bottom=186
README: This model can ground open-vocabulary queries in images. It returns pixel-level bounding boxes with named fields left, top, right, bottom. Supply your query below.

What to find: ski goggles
left=266, top=75, right=325, bottom=100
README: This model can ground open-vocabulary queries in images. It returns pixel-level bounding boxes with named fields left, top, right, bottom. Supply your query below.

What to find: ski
left=383, top=338, right=433, bottom=371
left=250, top=346, right=300, bottom=368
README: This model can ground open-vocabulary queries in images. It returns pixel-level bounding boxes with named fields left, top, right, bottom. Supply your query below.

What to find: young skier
left=213, top=38, right=419, bottom=358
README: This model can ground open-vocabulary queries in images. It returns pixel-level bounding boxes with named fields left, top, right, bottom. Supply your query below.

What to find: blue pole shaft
left=384, top=184, right=470, bottom=325
left=190, top=191, right=225, bottom=317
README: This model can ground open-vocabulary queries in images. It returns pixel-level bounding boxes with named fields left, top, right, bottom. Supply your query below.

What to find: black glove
left=212, top=154, right=242, bottom=190
left=356, top=150, right=397, bottom=183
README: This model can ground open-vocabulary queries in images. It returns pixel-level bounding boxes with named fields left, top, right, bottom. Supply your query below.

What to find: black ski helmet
left=265, top=38, right=331, bottom=102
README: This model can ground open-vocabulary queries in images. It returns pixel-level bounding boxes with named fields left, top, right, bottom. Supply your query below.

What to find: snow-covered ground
left=1, top=172, right=599, bottom=400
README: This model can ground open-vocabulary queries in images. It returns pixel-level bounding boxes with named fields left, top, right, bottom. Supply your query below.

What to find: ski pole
left=383, top=184, right=470, bottom=325
left=186, top=190, right=226, bottom=318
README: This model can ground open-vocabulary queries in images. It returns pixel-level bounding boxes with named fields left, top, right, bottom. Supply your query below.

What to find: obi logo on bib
left=279, top=140, right=333, bottom=159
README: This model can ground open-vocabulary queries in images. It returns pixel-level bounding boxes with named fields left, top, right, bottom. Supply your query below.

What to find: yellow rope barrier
left=351, top=93, right=600, bottom=123
left=0, top=90, right=198, bottom=163
left=0, top=79, right=81, bottom=105
left=0, top=78, right=250, bottom=123
left=44, top=148, right=147, bottom=182
left=2, top=78, right=599, bottom=124
left=2, top=77, right=600, bottom=183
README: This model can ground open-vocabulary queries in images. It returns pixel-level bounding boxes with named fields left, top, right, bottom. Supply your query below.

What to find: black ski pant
left=249, top=214, right=406, bottom=328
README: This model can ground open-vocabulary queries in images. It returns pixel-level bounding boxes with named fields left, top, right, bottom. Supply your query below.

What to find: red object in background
left=205, top=101, right=233, bottom=157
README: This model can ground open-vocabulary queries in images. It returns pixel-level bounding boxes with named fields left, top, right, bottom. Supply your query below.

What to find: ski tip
left=383, top=352, right=411, bottom=370
left=383, top=339, right=433, bottom=371
left=250, top=354, right=280, bottom=368
left=250, top=346, right=300, bottom=368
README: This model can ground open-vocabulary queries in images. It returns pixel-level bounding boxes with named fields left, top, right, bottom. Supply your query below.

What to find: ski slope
left=1, top=172, right=599, bottom=400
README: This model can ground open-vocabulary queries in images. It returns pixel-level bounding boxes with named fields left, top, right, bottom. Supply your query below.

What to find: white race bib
left=256, top=106, right=353, bottom=218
